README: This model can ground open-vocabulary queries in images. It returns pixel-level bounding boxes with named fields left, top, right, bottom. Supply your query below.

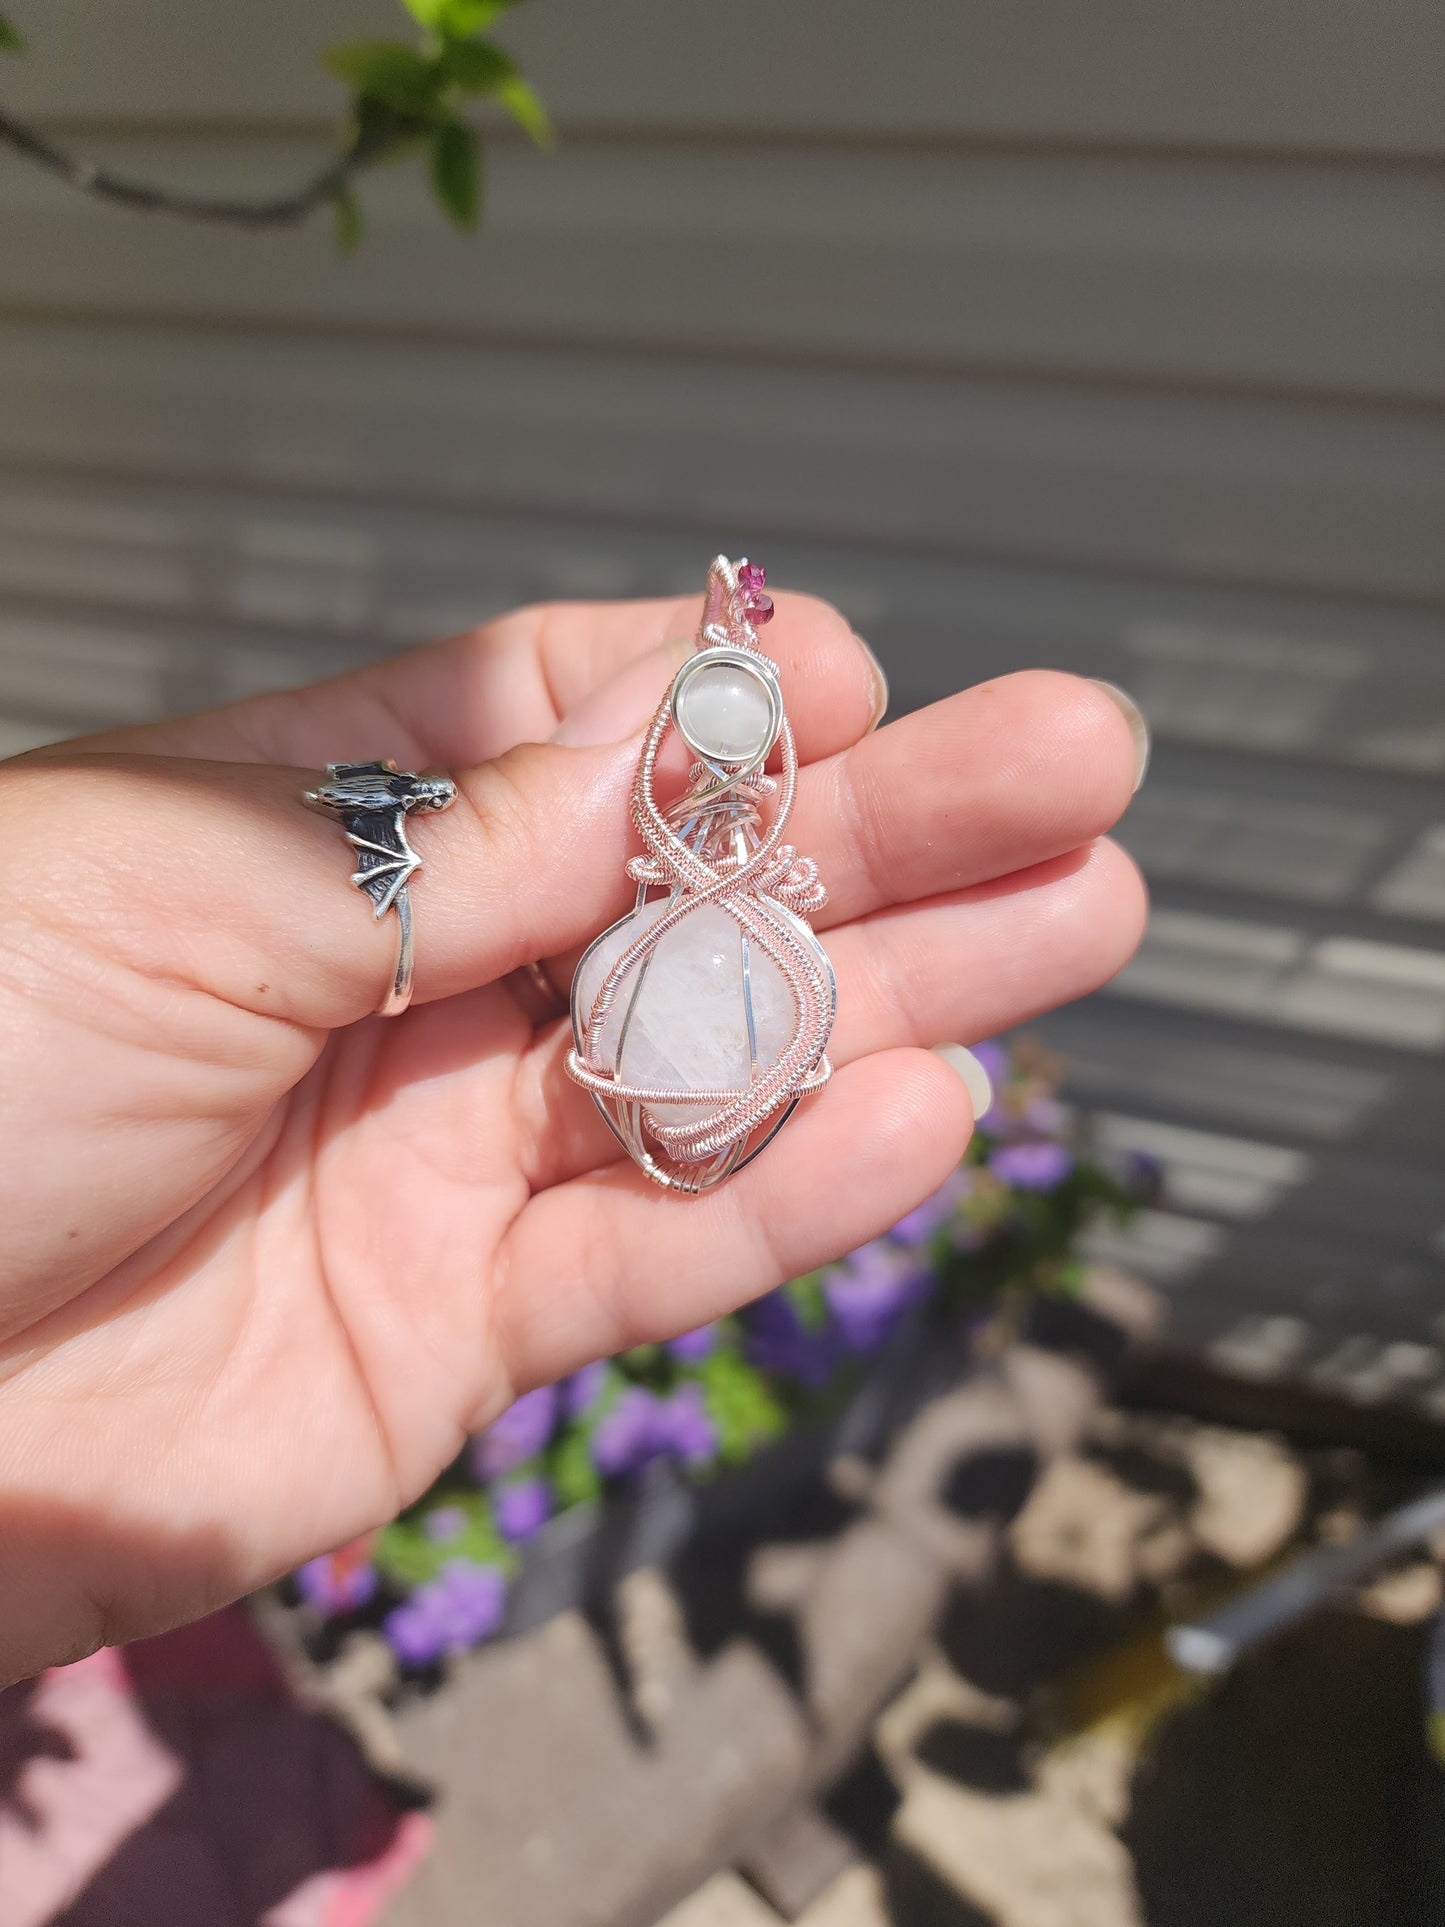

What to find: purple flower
left=382, top=1597, right=448, bottom=1669
left=653, top=1384, right=719, bottom=1465
left=295, top=1540, right=378, bottom=1615
left=667, top=1324, right=720, bottom=1364
left=891, top=1169, right=970, bottom=1245
left=744, top=1292, right=840, bottom=1389
left=494, top=1477, right=552, bottom=1543
left=824, top=1245, right=931, bottom=1353
left=383, top=1560, right=507, bottom=1667
left=1119, top=1148, right=1164, bottom=1194
left=469, top=1385, right=559, bottom=1481
left=423, top=1504, right=467, bottom=1543
left=989, top=1140, right=1074, bottom=1191
left=562, top=1360, right=609, bottom=1418
left=433, top=1561, right=508, bottom=1643
left=590, top=1386, right=666, bottom=1476
left=589, top=1384, right=720, bottom=1477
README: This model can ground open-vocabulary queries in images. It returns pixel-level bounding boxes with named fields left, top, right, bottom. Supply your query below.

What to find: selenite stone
left=675, top=662, right=774, bottom=762
left=573, top=898, right=802, bottom=1142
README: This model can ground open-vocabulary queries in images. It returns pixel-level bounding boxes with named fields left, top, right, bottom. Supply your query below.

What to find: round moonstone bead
left=675, top=661, right=775, bottom=762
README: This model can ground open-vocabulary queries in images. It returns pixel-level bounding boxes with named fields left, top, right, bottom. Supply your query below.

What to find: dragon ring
left=303, top=759, right=456, bottom=1016
left=565, top=556, right=836, bottom=1195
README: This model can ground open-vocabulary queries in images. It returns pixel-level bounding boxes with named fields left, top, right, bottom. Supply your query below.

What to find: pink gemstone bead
left=746, top=592, right=775, bottom=625
left=737, top=563, right=767, bottom=593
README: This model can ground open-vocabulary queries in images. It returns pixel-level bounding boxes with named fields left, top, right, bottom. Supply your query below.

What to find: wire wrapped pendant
left=566, top=557, right=836, bottom=1193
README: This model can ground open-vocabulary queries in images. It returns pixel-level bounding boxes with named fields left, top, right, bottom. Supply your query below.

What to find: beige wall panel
left=0, top=323, right=1439, bottom=602
left=2, top=469, right=1442, bottom=759
left=0, top=137, right=1441, bottom=399
left=5, top=0, right=1443, bottom=154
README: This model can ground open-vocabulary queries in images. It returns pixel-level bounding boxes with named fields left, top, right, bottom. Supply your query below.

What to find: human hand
left=0, top=590, right=1145, bottom=1682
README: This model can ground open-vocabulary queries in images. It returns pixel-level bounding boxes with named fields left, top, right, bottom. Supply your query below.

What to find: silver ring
left=303, top=760, right=456, bottom=1016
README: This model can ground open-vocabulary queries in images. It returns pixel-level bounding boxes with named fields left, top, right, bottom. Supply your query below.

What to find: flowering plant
left=286, top=1040, right=1156, bottom=1670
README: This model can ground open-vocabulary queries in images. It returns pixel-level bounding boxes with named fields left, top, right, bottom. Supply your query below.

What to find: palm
left=0, top=591, right=1145, bottom=1683
left=211, top=987, right=537, bottom=1532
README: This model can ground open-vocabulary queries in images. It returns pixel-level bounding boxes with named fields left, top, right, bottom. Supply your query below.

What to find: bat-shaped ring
left=303, top=759, right=457, bottom=1016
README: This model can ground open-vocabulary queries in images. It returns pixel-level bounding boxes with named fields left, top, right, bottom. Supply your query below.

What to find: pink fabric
left=267, top=1812, right=433, bottom=1927
left=0, top=1650, right=180, bottom=1927
left=0, top=1610, right=432, bottom=1927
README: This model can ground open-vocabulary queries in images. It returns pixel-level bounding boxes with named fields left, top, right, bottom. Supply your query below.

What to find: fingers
left=821, top=838, right=1148, bottom=1058
left=4, top=745, right=647, bottom=1033
left=7, top=593, right=880, bottom=1033
left=514, top=838, right=1147, bottom=1191
left=793, top=669, right=1141, bottom=930
left=531, top=665, right=1138, bottom=995
left=537, top=669, right=1139, bottom=998
left=492, top=1047, right=972, bottom=1395
left=13, top=658, right=1137, bottom=1043
left=55, top=590, right=885, bottom=776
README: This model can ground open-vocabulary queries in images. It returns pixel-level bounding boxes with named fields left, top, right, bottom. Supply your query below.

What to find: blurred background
left=1, top=5, right=1444, bottom=1924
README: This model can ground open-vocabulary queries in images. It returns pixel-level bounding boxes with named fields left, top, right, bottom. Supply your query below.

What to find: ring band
left=303, top=759, right=456, bottom=1017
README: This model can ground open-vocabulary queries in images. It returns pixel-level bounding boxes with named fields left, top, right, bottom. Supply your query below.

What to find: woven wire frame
left=566, top=556, right=836, bottom=1194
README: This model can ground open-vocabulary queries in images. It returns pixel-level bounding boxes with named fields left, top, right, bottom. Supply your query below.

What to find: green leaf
left=697, top=1350, right=787, bottom=1466
left=0, top=12, right=24, bottom=53
left=333, top=186, right=364, bottom=256
left=325, top=40, right=445, bottom=117
left=497, top=73, right=554, bottom=148
left=375, top=1489, right=515, bottom=1589
left=443, top=0, right=524, bottom=32
left=551, top=1427, right=603, bottom=1509
left=351, top=96, right=432, bottom=165
left=454, top=1512, right=514, bottom=1572
left=375, top=1519, right=448, bottom=1588
left=785, top=1273, right=830, bottom=1331
left=398, top=0, right=521, bottom=29
left=430, top=115, right=481, bottom=228
left=442, top=37, right=513, bottom=93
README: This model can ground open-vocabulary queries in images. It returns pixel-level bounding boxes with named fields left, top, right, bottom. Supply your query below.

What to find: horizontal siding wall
left=1, top=0, right=1444, bottom=1391
left=0, top=320, right=1440, bottom=601
left=11, top=0, right=1445, bottom=153
left=4, top=137, right=1442, bottom=398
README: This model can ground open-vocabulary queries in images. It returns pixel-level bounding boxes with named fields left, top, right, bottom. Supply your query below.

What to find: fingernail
left=934, top=1043, right=994, bottom=1121
left=551, top=640, right=689, bottom=748
left=856, top=632, right=889, bottom=731
left=1088, top=679, right=1151, bottom=792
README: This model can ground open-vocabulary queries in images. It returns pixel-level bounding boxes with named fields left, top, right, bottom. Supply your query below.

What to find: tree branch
left=0, top=104, right=386, bottom=227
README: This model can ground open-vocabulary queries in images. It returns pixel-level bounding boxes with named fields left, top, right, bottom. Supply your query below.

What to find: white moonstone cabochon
left=572, top=894, right=834, bottom=1148
left=675, top=660, right=775, bottom=762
